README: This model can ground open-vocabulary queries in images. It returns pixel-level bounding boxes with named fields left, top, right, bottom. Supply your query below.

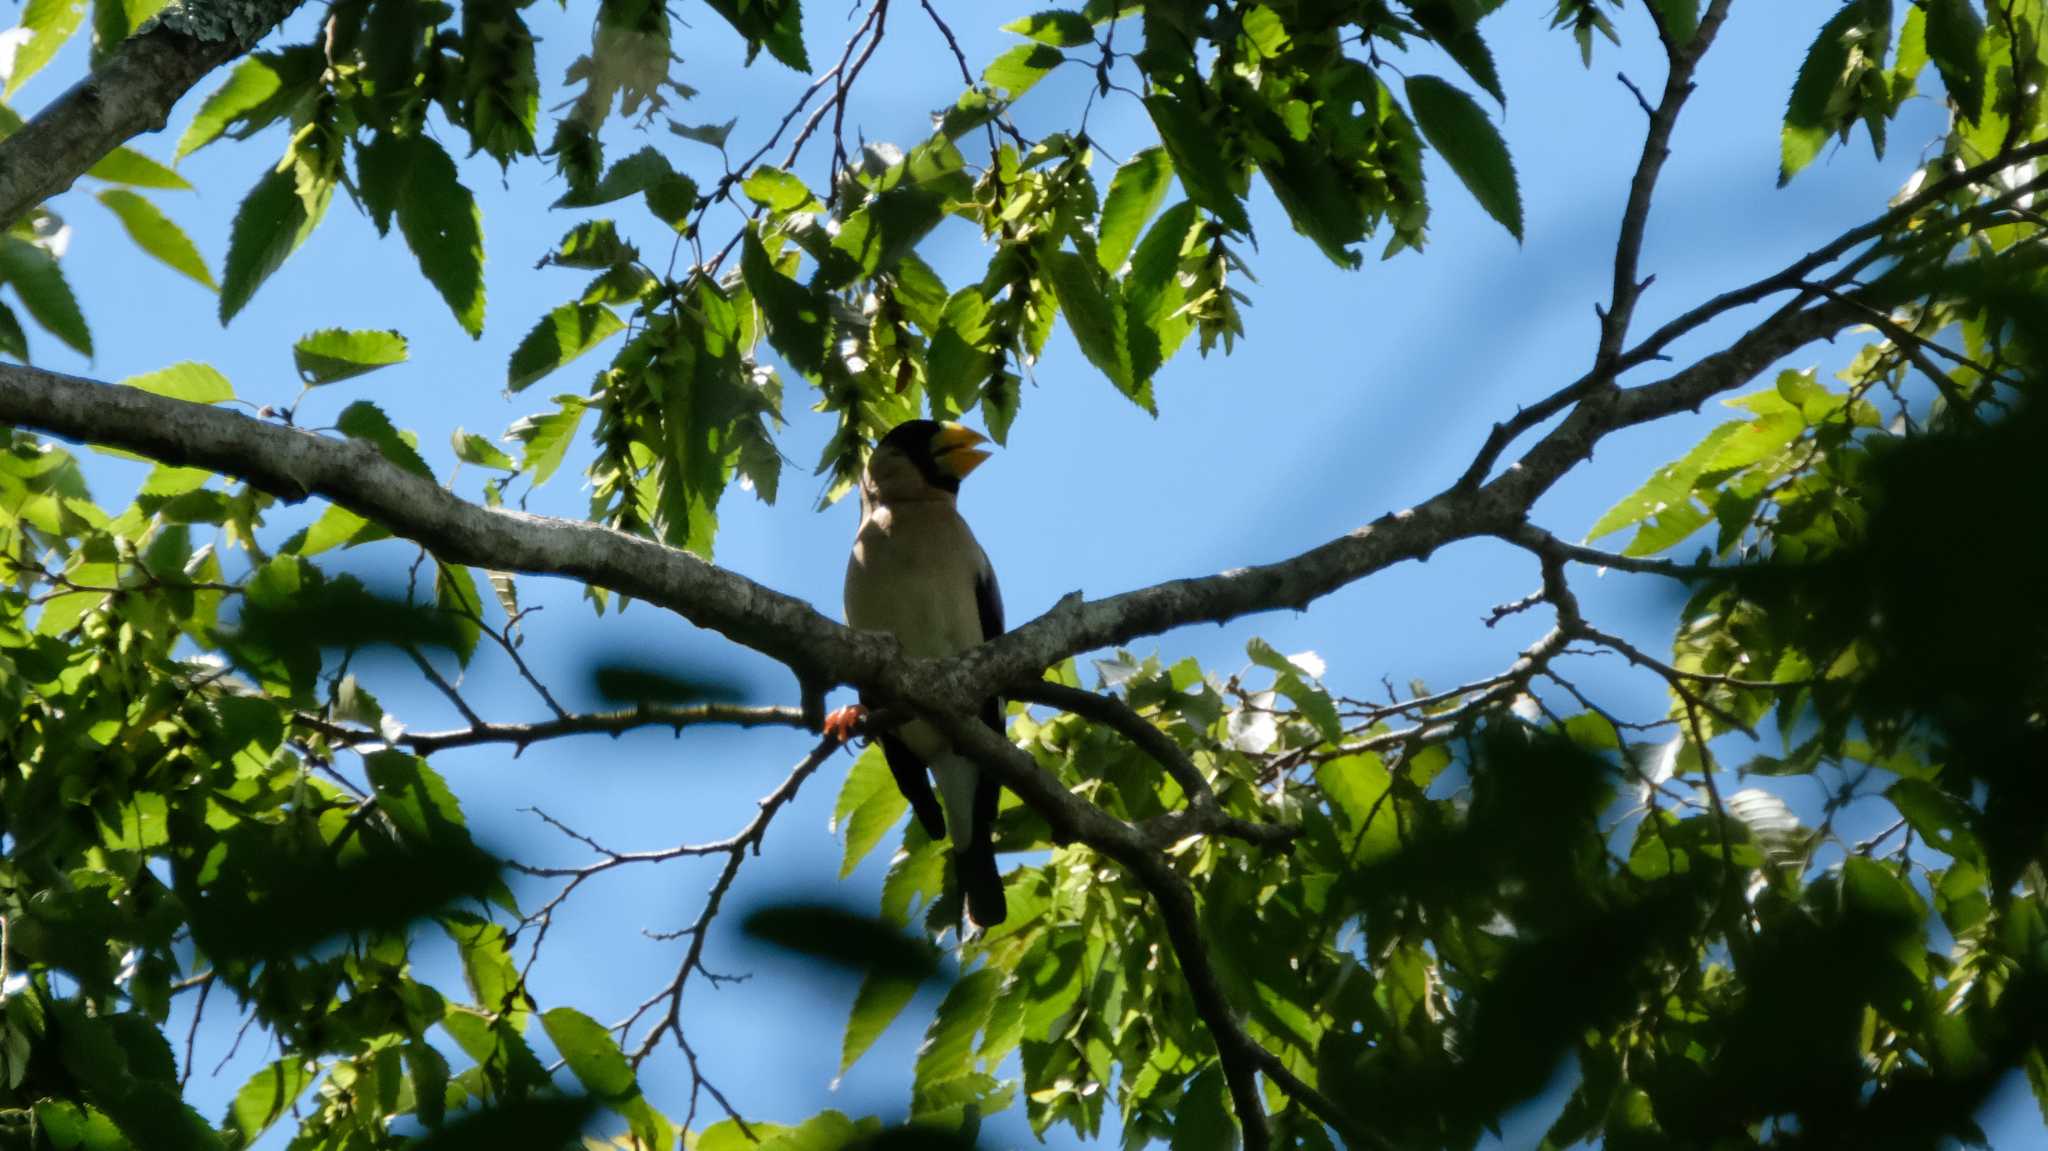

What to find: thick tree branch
left=0, top=283, right=1867, bottom=720
left=0, top=0, right=305, bottom=227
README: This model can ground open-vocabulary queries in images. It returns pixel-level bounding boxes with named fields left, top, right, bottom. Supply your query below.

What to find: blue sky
left=8, top=0, right=2041, bottom=1146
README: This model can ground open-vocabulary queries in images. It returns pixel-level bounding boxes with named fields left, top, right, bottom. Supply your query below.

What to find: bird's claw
left=823, top=704, right=868, bottom=744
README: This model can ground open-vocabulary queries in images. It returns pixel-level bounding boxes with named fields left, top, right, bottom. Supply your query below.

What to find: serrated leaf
left=553, top=146, right=695, bottom=218
left=452, top=428, right=516, bottom=470
left=506, top=303, right=624, bottom=391
left=1043, top=250, right=1146, bottom=408
left=507, top=398, right=585, bottom=485
left=227, top=1058, right=313, bottom=1143
left=540, top=1007, right=631, bottom=1094
left=123, top=362, right=232, bottom=404
left=404, top=1045, right=449, bottom=1128
left=176, top=55, right=284, bottom=159
left=741, top=228, right=829, bottom=376
left=220, top=163, right=326, bottom=324
left=1924, top=0, right=1985, bottom=121
left=1002, top=9, right=1094, bottom=47
left=293, top=503, right=377, bottom=555
left=841, top=969, right=919, bottom=1076
left=734, top=417, right=781, bottom=504
left=548, top=220, right=632, bottom=269
left=1098, top=148, right=1172, bottom=273
left=7, top=0, right=87, bottom=97
left=1406, top=74, right=1522, bottom=240
left=913, top=968, right=999, bottom=1098
left=1125, top=199, right=1197, bottom=376
left=700, top=0, right=808, bottom=71
left=0, top=302, right=27, bottom=360
left=87, top=146, right=192, bottom=190
left=293, top=328, right=408, bottom=385
left=1411, top=0, right=1506, bottom=104
left=1143, top=95, right=1251, bottom=233
left=96, top=190, right=215, bottom=289
left=742, top=166, right=817, bottom=213
left=983, top=42, right=1064, bottom=100
left=388, top=136, right=486, bottom=336
left=837, top=745, right=910, bottom=878
left=1780, top=2, right=1869, bottom=184
left=669, top=117, right=736, bottom=148
left=336, top=400, right=433, bottom=477
left=0, top=237, right=90, bottom=356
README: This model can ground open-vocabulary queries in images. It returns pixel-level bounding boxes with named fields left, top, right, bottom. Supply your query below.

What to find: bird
left=823, top=419, right=1008, bottom=927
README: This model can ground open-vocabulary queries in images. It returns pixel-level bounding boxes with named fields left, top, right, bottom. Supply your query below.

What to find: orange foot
left=823, top=704, right=868, bottom=744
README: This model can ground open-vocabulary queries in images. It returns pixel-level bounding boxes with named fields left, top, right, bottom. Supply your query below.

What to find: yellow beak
left=931, top=423, right=992, bottom=480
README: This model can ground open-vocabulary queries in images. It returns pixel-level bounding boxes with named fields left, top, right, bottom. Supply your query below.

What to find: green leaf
left=538, top=1006, right=671, bottom=1147
left=87, top=146, right=192, bottom=190
left=1923, top=0, right=1986, bottom=120
left=0, top=238, right=90, bottom=355
left=123, top=362, right=232, bottom=404
left=7, top=0, right=87, bottom=96
left=1780, top=2, right=1869, bottom=184
left=1411, top=0, right=1506, bottom=104
left=700, top=0, right=808, bottom=71
left=1002, top=10, right=1095, bottom=47
left=1124, top=199, right=1197, bottom=376
left=378, top=136, right=487, bottom=337
left=1143, top=95, right=1251, bottom=233
left=741, top=167, right=817, bottom=213
left=506, top=303, right=624, bottom=391
left=913, top=968, right=998, bottom=1099
left=95, top=190, right=215, bottom=289
left=1171, top=1064, right=1235, bottom=1151
left=553, top=146, right=698, bottom=228
left=1651, top=0, right=1699, bottom=47
left=0, top=302, right=27, bottom=361
left=548, top=220, right=632, bottom=269
left=1098, top=148, right=1173, bottom=273
left=336, top=400, right=434, bottom=477
left=227, top=1058, right=314, bottom=1144
left=1405, top=75, right=1522, bottom=241
left=293, top=328, right=408, bottom=385
left=983, top=42, right=1064, bottom=100
left=404, top=1044, right=449, bottom=1128
left=741, top=228, right=829, bottom=376
left=507, top=397, right=585, bottom=485
left=439, top=913, right=520, bottom=1012
left=835, top=744, right=909, bottom=878
left=926, top=288, right=994, bottom=415
left=670, top=117, right=737, bottom=148
left=292, top=503, right=378, bottom=555
left=452, top=428, right=516, bottom=471
left=1043, top=250, right=1146, bottom=409
left=176, top=56, right=284, bottom=159
left=219, top=164, right=326, bottom=324
left=841, top=969, right=919, bottom=1076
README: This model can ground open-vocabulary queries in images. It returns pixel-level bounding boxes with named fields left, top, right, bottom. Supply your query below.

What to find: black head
left=869, top=420, right=991, bottom=495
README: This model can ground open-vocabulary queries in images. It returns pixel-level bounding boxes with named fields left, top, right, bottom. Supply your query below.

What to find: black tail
left=958, top=838, right=1007, bottom=927
left=959, top=768, right=1006, bottom=926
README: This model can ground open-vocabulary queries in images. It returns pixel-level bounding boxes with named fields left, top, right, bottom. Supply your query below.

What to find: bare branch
left=294, top=702, right=806, bottom=755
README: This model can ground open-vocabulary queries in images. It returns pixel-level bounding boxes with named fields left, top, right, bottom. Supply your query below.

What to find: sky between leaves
left=4, top=0, right=2042, bottom=1145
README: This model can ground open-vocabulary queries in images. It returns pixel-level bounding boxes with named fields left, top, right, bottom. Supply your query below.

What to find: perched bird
left=824, top=419, right=1008, bottom=926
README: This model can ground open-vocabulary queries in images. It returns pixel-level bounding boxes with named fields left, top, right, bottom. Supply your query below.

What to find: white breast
left=844, top=501, right=989, bottom=659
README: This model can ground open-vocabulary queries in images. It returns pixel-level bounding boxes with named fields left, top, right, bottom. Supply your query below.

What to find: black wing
left=973, top=551, right=1004, bottom=733
left=876, top=728, right=946, bottom=840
